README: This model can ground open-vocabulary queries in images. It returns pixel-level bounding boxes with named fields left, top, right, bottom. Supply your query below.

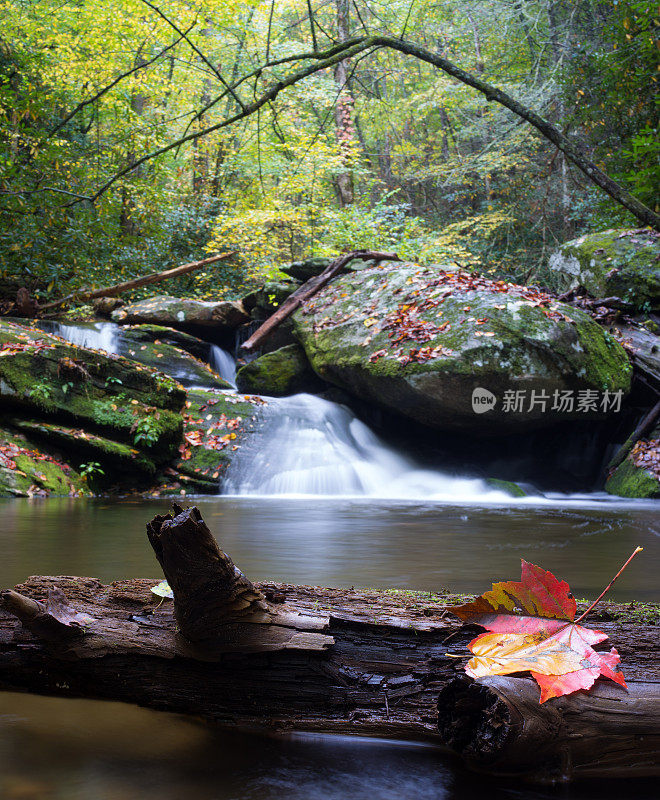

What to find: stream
left=1, top=320, right=658, bottom=800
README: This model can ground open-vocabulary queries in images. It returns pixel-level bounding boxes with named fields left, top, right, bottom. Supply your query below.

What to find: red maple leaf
left=450, top=551, right=641, bottom=702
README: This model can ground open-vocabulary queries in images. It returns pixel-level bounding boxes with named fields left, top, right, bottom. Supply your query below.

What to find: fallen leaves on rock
left=630, top=438, right=660, bottom=480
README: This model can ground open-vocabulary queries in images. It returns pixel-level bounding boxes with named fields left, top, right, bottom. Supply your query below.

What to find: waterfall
left=210, top=345, right=236, bottom=386
left=38, top=321, right=120, bottom=354
left=222, top=393, right=510, bottom=501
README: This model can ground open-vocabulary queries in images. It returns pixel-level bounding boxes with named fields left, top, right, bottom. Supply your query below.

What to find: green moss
left=605, top=456, right=660, bottom=498
left=485, top=478, right=527, bottom=497
left=553, top=229, right=659, bottom=312
left=236, top=344, right=320, bottom=396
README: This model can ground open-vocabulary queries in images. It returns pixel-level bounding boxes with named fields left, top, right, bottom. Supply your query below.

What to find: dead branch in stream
left=38, top=252, right=236, bottom=313
left=241, top=250, right=400, bottom=353
left=0, top=505, right=658, bottom=784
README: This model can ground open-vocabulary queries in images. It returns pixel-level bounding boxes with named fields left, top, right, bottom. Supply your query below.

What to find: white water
left=210, top=345, right=236, bottom=386
left=43, top=321, right=120, bottom=354
left=223, top=393, right=510, bottom=500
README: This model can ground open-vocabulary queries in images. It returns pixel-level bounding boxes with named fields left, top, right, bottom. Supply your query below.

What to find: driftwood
left=0, top=506, right=658, bottom=784
left=241, top=249, right=400, bottom=352
left=39, top=252, right=236, bottom=312
left=438, top=676, right=660, bottom=782
left=608, top=398, right=660, bottom=473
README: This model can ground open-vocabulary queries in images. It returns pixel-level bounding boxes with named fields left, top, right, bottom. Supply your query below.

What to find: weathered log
left=437, top=676, right=660, bottom=783
left=0, top=506, right=658, bottom=783
left=607, top=399, right=660, bottom=473
left=39, top=252, right=236, bottom=312
left=241, top=249, right=400, bottom=352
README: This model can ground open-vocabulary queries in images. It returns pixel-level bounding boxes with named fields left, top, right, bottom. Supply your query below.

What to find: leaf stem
left=574, top=547, right=643, bottom=624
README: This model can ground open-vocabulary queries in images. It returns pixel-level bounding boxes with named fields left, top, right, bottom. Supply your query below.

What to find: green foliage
left=132, top=416, right=161, bottom=447
left=0, top=0, right=655, bottom=302
left=79, top=461, right=104, bottom=478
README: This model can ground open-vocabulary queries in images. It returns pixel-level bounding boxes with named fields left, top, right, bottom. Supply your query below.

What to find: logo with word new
left=472, top=387, right=496, bottom=414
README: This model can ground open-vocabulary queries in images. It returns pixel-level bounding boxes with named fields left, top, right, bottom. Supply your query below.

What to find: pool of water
left=0, top=495, right=658, bottom=799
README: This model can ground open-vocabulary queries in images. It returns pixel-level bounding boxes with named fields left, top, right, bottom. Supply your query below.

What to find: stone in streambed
left=112, top=295, right=249, bottom=330
left=549, top=228, right=660, bottom=312
left=605, top=438, right=660, bottom=499
left=293, top=262, right=632, bottom=433
left=236, top=344, right=323, bottom=396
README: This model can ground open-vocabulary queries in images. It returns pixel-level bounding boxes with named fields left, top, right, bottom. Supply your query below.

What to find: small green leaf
left=151, top=579, right=173, bottom=600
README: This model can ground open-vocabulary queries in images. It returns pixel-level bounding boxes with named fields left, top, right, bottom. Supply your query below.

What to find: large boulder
left=293, top=263, right=632, bottom=433
left=549, top=229, right=660, bottom=312
left=0, top=319, right=185, bottom=470
left=111, top=295, right=249, bottom=330
left=236, top=344, right=323, bottom=396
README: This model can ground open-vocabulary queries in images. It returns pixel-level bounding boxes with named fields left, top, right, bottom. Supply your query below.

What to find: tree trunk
left=333, top=0, right=354, bottom=206
left=0, top=506, right=658, bottom=783
left=437, top=675, right=660, bottom=782
left=240, top=249, right=400, bottom=352
left=39, top=251, right=235, bottom=312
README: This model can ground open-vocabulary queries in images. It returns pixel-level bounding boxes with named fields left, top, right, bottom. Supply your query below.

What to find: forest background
left=0, top=0, right=657, bottom=303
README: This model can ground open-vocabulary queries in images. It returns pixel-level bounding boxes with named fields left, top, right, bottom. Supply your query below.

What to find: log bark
left=39, top=252, right=236, bottom=312
left=241, top=249, right=400, bottom=352
left=0, top=506, right=658, bottom=782
left=437, top=676, right=660, bottom=783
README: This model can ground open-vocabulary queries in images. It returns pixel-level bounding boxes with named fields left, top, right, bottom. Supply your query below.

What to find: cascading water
left=210, top=345, right=236, bottom=386
left=222, top=393, right=510, bottom=501
left=38, top=320, right=120, bottom=354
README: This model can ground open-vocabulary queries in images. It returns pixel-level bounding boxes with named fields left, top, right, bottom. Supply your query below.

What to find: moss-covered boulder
left=118, top=327, right=231, bottom=389
left=605, top=439, right=660, bottom=498
left=155, top=389, right=266, bottom=493
left=236, top=344, right=323, bottom=396
left=0, top=319, right=185, bottom=465
left=119, top=324, right=210, bottom=360
left=549, top=229, right=660, bottom=312
left=111, top=295, right=249, bottom=330
left=293, top=263, right=632, bottom=433
left=0, top=427, right=89, bottom=497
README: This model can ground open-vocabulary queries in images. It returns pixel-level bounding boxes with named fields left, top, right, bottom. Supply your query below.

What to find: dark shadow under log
left=437, top=676, right=660, bottom=783
left=0, top=506, right=658, bottom=783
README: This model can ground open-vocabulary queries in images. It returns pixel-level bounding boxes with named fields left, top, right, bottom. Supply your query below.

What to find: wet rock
left=236, top=344, right=323, bottom=396
left=0, top=426, right=89, bottom=497
left=605, top=439, right=660, bottom=498
left=549, top=229, right=660, bottom=312
left=111, top=295, right=249, bottom=330
left=118, top=327, right=230, bottom=389
left=92, top=297, right=125, bottom=317
left=484, top=478, right=528, bottom=497
left=0, top=319, right=185, bottom=472
left=159, top=388, right=266, bottom=493
left=293, top=262, right=632, bottom=433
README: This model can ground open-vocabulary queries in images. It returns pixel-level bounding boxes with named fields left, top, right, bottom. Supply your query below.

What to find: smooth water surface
left=0, top=496, right=657, bottom=599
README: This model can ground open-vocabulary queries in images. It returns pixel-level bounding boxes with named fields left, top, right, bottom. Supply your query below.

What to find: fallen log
left=607, top=398, right=660, bottom=473
left=241, top=249, right=400, bottom=352
left=0, top=506, right=658, bottom=782
left=437, top=676, right=660, bottom=783
left=39, top=252, right=236, bottom=312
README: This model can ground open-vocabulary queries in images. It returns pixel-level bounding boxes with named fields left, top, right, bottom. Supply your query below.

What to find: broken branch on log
left=0, top=506, right=658, bottom=783
left=39, top=252, right=236, bottom=312
left=241, top=249, right=400, bottom=352
left=437, top=676, right=660, bottom=782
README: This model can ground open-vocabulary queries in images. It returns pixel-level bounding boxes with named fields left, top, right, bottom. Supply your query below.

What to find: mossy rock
left=0, top=319, right=185, bottom=463
left=0, top=427, right=89, bottom=497
left=549, top=229, right=660, bottom=312
left=119, top=324, right=210, bottom=360
left=10, top=419, right=157, bottom=477
left=293, top=263, right=632, bottom=433
left=484, top=478, right=528, bottom=497
left=112, top=295, right=249, bottom=330
left=159, top=389, right=266, bottom=493
left=605, top=456, right=660, bottom=498
left=118, top=333, right=230, bottom=389
left=245, top=281, right=301, bottom=317
left=236, top=345, right=323, bottom=396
